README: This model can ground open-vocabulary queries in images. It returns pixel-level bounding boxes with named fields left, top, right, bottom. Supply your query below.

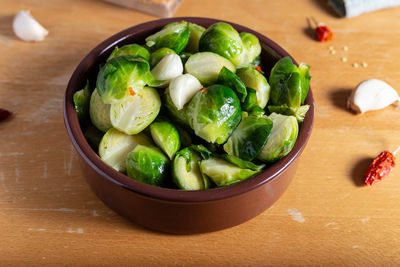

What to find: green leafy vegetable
left=217, top=67, right=247, bottom=102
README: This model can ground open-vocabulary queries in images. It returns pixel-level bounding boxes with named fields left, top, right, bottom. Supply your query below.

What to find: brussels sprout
left=239, top=32, right=261, bottom=67
left=150, top=121, right=180, bottom=160
left=163, top=87, right=189, bottom=126
left=151, top=53, right=183, bottom=82
left=256, top=113, right=299, bottom=163
left=179, top=52, right=192, bottom=65
left=107, top=44, right=150, bottom=62
left=186, top=84, right=242, bottom=144
left=189, top=144, right=212, bottom=159
left=218, top=154, right=264, bottom=172
left=268, top=57, right=311, bottom=121
left=149, top=47, right=175, bottom=68
left=84, top=125, right=104, bottom=151
left=110, top=86, right=161, bottom=135
left=169, top=74, right=203, bottom=110
left=172, top=147, right=210, bottom=190
left=199, top=22, right=244, bottom=66
left=185, top=22, right=206, bottom=53
left=236, top=67, right=270, bottom=109
left=96, top=55, right=150, bottom=104
left=145, top=21, right=190, bottom=53
left=298, top=62, right=311, bottom=104
left=73, top=80, right=91, bottom=123
left=217, top=66, right=247, bottom=102
left=89, top=88, right=112, bottom=132
left=199, top=156, right=259, bottom=187
left=125, top=145, right=170, bottom=186
left=223, top=113, right=273, bottom=161
left=99, top=128, right=152, bottom=173
left=185, top=52, right=236, bottom=85
left=242, top=88, right=265, bottom=116
left=268, top=104, right=310, bottom=122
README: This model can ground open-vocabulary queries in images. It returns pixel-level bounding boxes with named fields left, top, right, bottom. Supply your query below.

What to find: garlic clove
left=347, top=79, right=400, bottom=114
left=169, top=74, right=203, bottom=110
left=13, top=10, right=49, bottom=42
left=151, top=53, right=183, bottom=81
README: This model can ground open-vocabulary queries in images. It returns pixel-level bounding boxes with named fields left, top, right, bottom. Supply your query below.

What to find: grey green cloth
left=329, top=0, right=400, bottom=17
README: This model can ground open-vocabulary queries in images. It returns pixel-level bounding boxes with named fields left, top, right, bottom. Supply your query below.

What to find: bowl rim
left=64, top=16, right=315, bottom=203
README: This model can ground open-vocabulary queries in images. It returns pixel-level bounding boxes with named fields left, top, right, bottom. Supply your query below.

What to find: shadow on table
left=350, top=157, right=373, bottom=187
left=329, top=88, right=353, bottom=111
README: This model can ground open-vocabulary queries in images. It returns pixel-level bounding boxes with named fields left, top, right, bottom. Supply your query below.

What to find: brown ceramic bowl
left=64, top=17, right=314, bottom=234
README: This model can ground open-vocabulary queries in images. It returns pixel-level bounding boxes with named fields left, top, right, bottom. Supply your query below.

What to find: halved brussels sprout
left=256, top=113, right=299, bottom=163
left=236, top=67, right=270, bottom=109
left=186, top=84, right=242, bottom=144
left=145, top=21, right=190, bottom=53
left=185, top=52, right=236, bottom=85
left=125, top=145, right=170, bottom=186
left=199, top=156, right=259, bottom=187
left=89, top=88, right=112, bottom=132
left=73, top=80, right=91, bottom=123
left=241, top=88, right=265, bottom=116
left=239, top=32, right=261, bottom=67
left=199, top=22, right=244, bottom=66
left=223, top=113, right=273, bottom=161
left=217, top=66, right=247, bottom=102
left=149, top=47, right=175, bottom=68
left=150, top=121, right=180, bottom=160
left=151, top=53, right=183, bottom=82
left=110, top=86, right=161, bottom=135
left=172, top=147, right=210, bottom=190
left=169, top=74, right=203, bottom=110
left=99, top=128, right=152, bottom=173
left=96, top=55, right=150, bottom=104
left=163, top=87, right=189, bottom=126
left=107, top=44, right=150, bottom=62
left=185, top=22, right=206, bottom=53
left=218, top=154, right=264, bottom=172
left=268, top=57, right=311, bottom=121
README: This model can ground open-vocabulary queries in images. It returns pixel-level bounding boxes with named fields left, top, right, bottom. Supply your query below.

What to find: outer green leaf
left=107, top=44, right=150, bottom=62
left=217, top=67, right=247, bottom=102
left=150, top=121, right=181, bottom=160
left=73, top=80, right=91, bottom=123
left=145, top=21, right=190, bottom=53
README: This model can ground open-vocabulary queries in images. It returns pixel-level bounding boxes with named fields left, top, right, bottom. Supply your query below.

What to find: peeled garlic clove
left=151, top=53, right=183, bottom=81
left=169, top=74, right=203, bottom=110
left=347, top=79, right=400, bottom=114
left=13, top=10, right=49, bottom=42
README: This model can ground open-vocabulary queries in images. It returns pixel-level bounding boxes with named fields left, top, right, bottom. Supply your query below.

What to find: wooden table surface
left=1, top=0, right=400, bottom=265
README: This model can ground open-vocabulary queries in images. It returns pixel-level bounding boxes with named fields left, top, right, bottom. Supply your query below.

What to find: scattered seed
left=341, top=57, right=348, bottom=62
left=328, top=46, right=334, bottom=50
left=343, top=46, right=349, bottom=51
left=362, top=62, right=368, bottom=67
left=353, top=63, right=359, bottom=68
left=330, top=50, right=336, bottom=55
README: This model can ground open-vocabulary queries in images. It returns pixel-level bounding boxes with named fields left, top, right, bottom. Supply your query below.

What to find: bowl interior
left=64, top=17, right=315, bottom=203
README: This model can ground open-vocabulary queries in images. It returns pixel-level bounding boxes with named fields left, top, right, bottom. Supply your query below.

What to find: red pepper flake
left=255, top=66, right=264, bottom=74
left=201, top=89, right=207, bottom=94
left=0, top=108, right=12, bottom=122
left=310, top=17, right=333, bottom=42
left=364, top=146, right=400, bottom=186
left=128, top=87, right=136, bottom=96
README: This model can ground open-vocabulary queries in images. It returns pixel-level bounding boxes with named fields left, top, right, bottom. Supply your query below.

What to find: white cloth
left=329, top=0, right=400, bottom=17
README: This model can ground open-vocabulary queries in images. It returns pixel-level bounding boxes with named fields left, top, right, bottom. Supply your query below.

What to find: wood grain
left=1, top=0, right=400, bottom=265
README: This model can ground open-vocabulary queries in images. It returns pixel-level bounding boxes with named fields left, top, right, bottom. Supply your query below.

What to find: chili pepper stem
left=311, top=17, right=319, bottom=27
left=393, top=145, right=400, bottom=156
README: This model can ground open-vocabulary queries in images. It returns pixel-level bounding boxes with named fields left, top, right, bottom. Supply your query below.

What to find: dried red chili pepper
left=128, top=87, right=136, bottom=96
left=364, top=146, right=399, bottom=186
left=0, top=108, right=12, bottom=122
left=311, top=17, right=333, bottom=42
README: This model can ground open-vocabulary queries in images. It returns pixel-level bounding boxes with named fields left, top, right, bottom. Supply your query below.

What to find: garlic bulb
left=151, top=53, right=183, bottom=81
left=347, top=79, right=400, bottom=114
left=13, top=10, right=49, bottom=42
left=169, top=74, right=203, bottom=110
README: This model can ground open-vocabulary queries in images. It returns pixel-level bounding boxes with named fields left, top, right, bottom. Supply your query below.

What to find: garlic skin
left=151, top=53, right=183, bottom=81
left=169, top=74, right=203, bottom=110
left=347, top=79, right=400, bottom=114
left=13, top=10, right=49, bottom=42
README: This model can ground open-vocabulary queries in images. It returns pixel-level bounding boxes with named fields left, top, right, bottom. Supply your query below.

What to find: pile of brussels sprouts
left=73, top=21, right=311, bottom=190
